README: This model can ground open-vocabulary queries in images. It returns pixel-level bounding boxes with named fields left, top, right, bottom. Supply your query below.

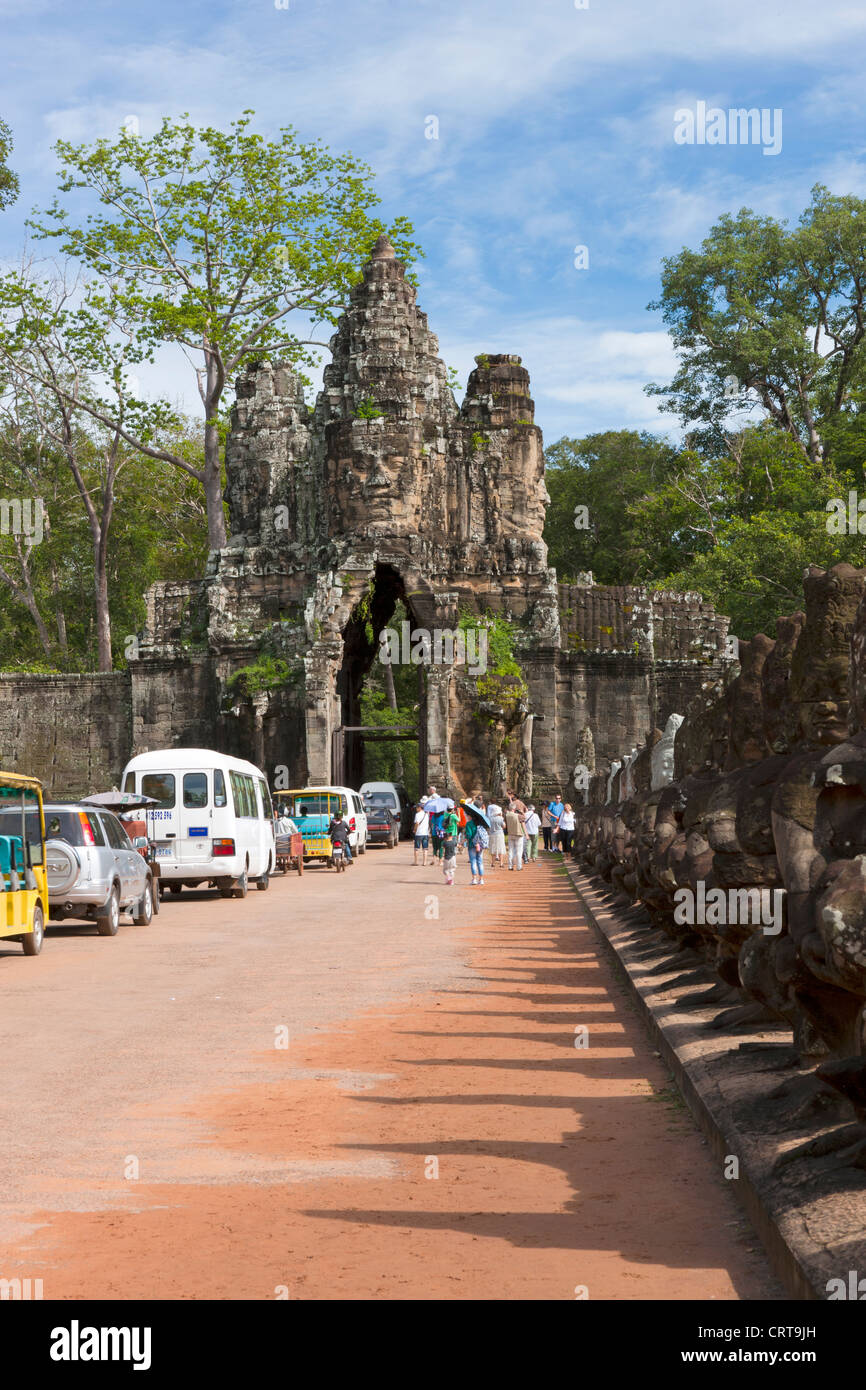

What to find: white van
left=359, top=781, right=412, bottom=838
left=121, top=748, right=275, bottom=897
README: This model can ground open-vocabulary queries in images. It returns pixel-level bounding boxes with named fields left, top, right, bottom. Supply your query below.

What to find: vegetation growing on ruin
left=458, top=610, right=528, bottom=713
left=226, top=653, right=292, bottom=699
left=469, top=431, right=489, bottom=455
left=354, top=395, right=384, bottom=420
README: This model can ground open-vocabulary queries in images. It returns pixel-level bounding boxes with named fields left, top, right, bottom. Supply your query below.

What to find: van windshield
left=365, top=791, right=397, bottom=808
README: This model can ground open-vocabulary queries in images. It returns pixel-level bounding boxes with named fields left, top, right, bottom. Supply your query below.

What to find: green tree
left=630, top=426, right=866, bottom=636
left=0, top=118, right=18, bottom=210
left=30, top=112, right=421, bottom=549
left=544, top=430, right=683, bottom=582
left=647, top=186, right=866, bottom=466
left=0, top=355, right=207, bottom=671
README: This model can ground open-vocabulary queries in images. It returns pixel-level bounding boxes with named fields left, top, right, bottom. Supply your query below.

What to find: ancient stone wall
left=0, top=673, right=131, bottom=797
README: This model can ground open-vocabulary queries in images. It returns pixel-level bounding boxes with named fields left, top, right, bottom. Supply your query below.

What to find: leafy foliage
left=458, top=610, right=527, bottom=710
left=28, top=111, right=422, bottom=547
left=226, top=653, right=292, bottom=699
left=545, top=424, right=866, bottom=639
left=646, top=186, right=866, bottom=465
left=0, top=117, right=18, bottom=210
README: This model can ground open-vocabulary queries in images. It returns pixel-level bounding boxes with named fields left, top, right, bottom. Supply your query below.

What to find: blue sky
left=1, top=0, right=864, bottom=446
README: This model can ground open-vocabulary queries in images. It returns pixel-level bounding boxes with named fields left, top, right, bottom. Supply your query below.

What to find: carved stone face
left=791, top=564, right=865, bottom=749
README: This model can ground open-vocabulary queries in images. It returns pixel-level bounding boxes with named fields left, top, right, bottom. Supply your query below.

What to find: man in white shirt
left=523, top=805, right=540, bottom=862
left=413, top=802, right=431, bottom=865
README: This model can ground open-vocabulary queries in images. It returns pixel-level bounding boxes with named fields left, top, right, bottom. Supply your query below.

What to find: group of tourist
left=411, top=786, right=576, bottom=887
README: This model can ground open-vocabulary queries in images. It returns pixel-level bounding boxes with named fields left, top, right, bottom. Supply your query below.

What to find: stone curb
left=563, top=863, right=825, bottom=1302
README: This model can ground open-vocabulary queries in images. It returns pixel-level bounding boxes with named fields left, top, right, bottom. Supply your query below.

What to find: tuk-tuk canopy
left=0, top=773, right=42, bottom=801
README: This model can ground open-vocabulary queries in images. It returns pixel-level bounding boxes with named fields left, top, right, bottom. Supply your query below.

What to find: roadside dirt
left=6, top=857, right=780, bottom=1299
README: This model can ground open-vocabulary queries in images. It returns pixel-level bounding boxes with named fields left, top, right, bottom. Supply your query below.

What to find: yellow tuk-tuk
left=0, top=772, right=47, bottom=956
left=279, top=789, right=344, bottom=864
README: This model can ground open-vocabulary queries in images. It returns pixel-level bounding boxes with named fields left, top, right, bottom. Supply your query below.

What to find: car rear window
left=41, top=810, right=86, bottom=846
left=365, top=791, right=397, bottom=808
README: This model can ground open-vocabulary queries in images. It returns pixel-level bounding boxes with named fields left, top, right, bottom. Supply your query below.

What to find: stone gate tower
left=132, top=235, right=732, bottom=799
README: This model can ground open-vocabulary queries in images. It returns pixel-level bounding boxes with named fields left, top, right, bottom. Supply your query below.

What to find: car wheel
left=256, top=870, right=269, bottom=891
left=96, top=885, right=120, bottom=937
left=233, top=865, right=248, bottom=899
left=133, top=879, right=153, bottom=925
left=21, top=904, right=44, bottom=956
left=358, top=837, right=366, bottom=855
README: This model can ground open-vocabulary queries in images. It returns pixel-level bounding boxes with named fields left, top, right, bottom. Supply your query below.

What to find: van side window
left=122, top=772, right=135, bottom=794
left=183, top=772, right=208, bottom=809
left=230, top=772, right=256, bottom=819
left=214, top=769, right=227, bottom=808
left=258, top=780, right=273, bottom=821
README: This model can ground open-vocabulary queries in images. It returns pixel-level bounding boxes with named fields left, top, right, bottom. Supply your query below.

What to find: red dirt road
left=0, top=852, right=780, bottom=1299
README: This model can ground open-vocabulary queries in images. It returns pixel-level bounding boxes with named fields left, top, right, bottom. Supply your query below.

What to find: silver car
left=37, top=803, right=154, bottom=936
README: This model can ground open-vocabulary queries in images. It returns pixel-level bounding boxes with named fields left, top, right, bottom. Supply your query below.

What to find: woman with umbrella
left=462, top=799, right=491, bottom=886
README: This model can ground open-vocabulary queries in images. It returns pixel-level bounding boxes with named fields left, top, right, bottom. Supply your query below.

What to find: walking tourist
left=558, top=802, right=576, bottom=855
left=505, top=801, right=525, bottom=871
left=523, top=804, right=540, bottom=861
left=441, top=804, right=459, bottom=885
left=487, top=800, right=506, bottom=868
left=541, top=801, right=554, bottom=852
left=548, top=793, right=564, bottom=850
left=464, top=802, right=489, bottom=885
left=413, top=801, right=430, bottom=865
left=429, top=805, right=445, bottom=862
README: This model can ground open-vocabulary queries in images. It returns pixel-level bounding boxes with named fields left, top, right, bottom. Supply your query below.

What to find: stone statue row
left=571, top=563, right=866, bottom=1128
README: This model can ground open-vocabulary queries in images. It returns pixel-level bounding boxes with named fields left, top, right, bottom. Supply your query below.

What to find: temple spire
left=370, top=233, right=396, bottom=260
